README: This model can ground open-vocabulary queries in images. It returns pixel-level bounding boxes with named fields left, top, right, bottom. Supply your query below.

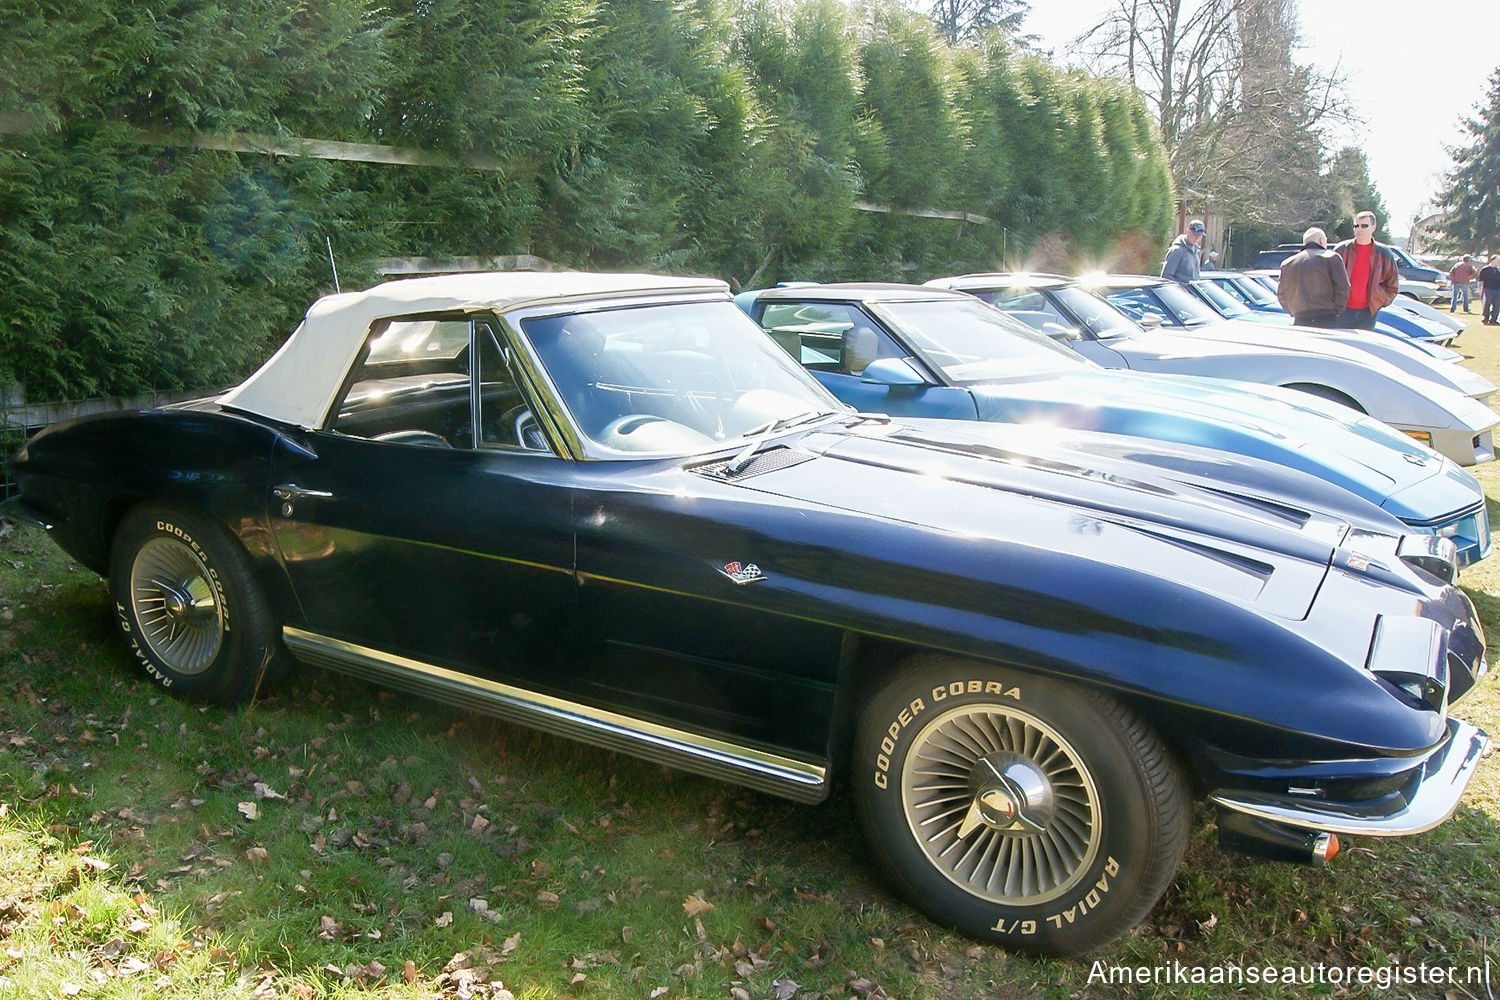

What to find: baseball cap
left=1187, top=219, right=1206, bottom=235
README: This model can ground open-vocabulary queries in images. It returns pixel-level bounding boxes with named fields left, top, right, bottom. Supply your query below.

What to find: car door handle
left=273, top=484, right=334, bottom=502
left=273, top=483, right=333, bottom=516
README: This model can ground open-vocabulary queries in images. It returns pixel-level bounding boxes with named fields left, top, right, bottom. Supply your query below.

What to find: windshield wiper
left=723, top=410, right=832, bottom=476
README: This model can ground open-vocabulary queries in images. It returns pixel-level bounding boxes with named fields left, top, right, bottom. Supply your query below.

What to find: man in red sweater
left=1334, top=210, right=1401, bottom=330
left=1449, top=255, right=1476, bottom=312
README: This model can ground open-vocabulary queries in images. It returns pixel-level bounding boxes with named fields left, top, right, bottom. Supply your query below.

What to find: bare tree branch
left=1072, top=0, right=1352, bottom=227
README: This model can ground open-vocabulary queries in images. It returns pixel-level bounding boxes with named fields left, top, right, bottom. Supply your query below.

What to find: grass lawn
left=3, top=311, right=1500, bottom=998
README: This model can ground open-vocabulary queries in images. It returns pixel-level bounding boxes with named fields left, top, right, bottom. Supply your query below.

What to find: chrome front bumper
left=1209, top=719, right=1488, bottom=837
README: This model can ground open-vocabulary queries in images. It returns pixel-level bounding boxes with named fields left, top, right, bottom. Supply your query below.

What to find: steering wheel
left=494, top=404, right=546, bottom=450
left=675, top=369, right=727, bottom=436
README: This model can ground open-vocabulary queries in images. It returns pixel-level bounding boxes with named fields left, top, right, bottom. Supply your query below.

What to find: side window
left=758, top=302, right=902, bottom=376
left=1105, top=290, right=1160, bottom=324
left=758, top=302, right=851, bottom=368
left=331, top=317, right=474, bottom=449
left=475, top=321, right=548, bottom=452
left=990, top=291, right=1073, bottom=336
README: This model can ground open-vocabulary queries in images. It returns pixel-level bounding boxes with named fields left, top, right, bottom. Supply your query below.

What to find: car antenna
left=325, top=236, right=341, bottom=293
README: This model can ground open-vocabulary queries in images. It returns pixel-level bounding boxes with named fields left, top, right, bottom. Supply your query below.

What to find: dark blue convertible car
left=7, top=272, right=1489, bottom=955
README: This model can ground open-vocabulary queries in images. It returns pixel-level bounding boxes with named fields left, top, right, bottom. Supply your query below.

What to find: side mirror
left=1138, top=312, right=1165, bottom=330
left=1045, top=325, right=1083, bottom=343
left=860, top=357, right=930, bottom=387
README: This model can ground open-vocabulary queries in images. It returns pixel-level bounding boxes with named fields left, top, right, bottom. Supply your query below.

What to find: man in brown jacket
left=1276, top=227, right=1349, bottom=328
left=1333, top=210, right=1401, bottom=329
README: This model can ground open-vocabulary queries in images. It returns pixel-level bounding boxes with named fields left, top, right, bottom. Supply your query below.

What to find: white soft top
left=219, top=271, right=728, bottom=429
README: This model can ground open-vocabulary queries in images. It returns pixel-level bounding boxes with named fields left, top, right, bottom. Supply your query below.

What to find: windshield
left=1190, top=280, right=1252, bottom=318
left=522, top=299, right=847, bottom=456
left=876, top=297, right=1086, bottom=383
left=1049, top=286, right=1142, bottom=338
left=1105, top=282, right=1220, bottom=326
left=1225, top=276, right=1278, bottom=306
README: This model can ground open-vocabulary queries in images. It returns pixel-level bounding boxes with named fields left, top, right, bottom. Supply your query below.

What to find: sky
left=1019, top=1, right=1498, bottom=236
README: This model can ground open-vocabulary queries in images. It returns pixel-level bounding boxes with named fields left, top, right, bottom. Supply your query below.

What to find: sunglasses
left=1354, top=223, right=1374, bottom=229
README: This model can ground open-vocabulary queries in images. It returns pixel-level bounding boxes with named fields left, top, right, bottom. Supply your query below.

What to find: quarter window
left=331, top=317, right=475, bottom=449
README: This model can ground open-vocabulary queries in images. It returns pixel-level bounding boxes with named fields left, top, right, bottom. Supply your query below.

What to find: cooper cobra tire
left=108, top=505, right=286, bottom=704
left=852, top=654, right=1190, bottom=956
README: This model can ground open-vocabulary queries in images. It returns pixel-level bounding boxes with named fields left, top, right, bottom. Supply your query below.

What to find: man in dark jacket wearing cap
left=1161, top=220, right=1205, bottom=282
left=1276, top=227, right=1349, bottom=329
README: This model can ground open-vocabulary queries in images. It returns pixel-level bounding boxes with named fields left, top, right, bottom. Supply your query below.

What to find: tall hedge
left=0, top=0, right=1173, bottom=401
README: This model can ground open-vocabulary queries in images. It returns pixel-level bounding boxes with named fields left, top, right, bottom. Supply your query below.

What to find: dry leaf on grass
left=682, top=891, right=715, bottom=916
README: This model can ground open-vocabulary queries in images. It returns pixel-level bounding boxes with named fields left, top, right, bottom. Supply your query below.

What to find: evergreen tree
left=0, top=0, right=396, bottom=397
left=1437, top=68, right=1500, bottom=251
left=1321, top=147, right=1391, bottom=244
left=729, top=0, right=862, bottom=284
left=918, top=0, right=1029, bottom=45
left=0, top=0, right=1177, bottom=399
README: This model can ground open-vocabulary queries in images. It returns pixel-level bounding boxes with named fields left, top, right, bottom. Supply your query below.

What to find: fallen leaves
left=682, top=890, right=715, bottom=916
left=252, top=782, right=287, bottom=801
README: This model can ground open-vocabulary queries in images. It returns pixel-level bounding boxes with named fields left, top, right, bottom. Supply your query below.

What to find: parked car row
left=737, top=278, right=1492, bottom=564
left=5, top=270, right=1491, bottom=957
left=1198, top=269, right=1460, bottom=347
left=1254, top=244, right=1450, bottom=303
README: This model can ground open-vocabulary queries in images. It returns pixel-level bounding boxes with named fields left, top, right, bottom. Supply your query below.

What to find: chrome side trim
left=1210, top=719, right=1488, bottom=837
left=281, top=627, right=828, bottom=803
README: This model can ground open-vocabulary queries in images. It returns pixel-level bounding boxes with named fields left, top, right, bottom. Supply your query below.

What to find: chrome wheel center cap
left=158, top=582, right=191, bottom=619
left=956, top=752, right=1055, bottom=838
left=976, top=787, right=1018, bottom=824
left=151, top=577, right=213, bottom=624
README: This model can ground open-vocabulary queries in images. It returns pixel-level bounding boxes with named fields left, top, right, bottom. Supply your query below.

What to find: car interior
left=328, top=317, right=545, bottom=451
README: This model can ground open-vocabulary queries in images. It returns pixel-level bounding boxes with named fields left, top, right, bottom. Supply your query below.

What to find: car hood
left=717, top=417, right=1385, bottom=621
left=959, top=370, right=1481, bottom=522
left=1237, top=309, right=1458, bottom=356
left=1388, top=299, right=1465, bottom=335
left=1181, top=320, right=1493, bottom=399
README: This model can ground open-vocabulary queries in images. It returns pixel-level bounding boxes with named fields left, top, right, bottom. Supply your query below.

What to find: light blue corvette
left=738, top=282, right=1490, bottom=566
